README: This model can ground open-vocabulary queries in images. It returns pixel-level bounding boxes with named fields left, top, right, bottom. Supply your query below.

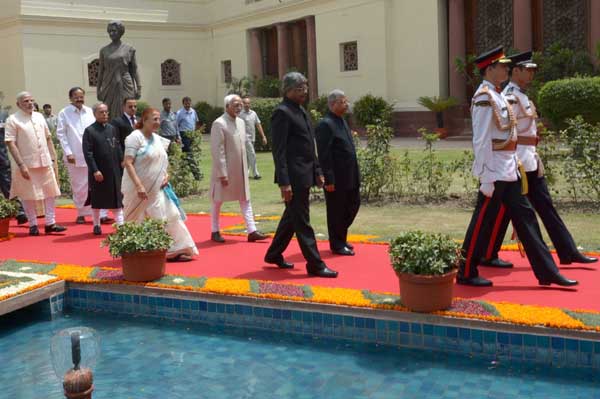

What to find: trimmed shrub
left=528, top=42, right=596, bottom=103
left=135, top=100, right=150, bottom=117
left=538, top=77, right=600, bottom=129
left=307, top=95, right=329, bottom=122
left=255, top=76, right=281, bottom=98
left=352, top=94, right=392, bottom=128
left=168, top=128, right=203, bottom=197
left=251, top=97, right=281, bottom=152
left=194, top=101, right=223, bottom=131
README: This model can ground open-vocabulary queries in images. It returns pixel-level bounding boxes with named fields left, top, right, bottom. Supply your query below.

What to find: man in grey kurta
left=209, top=94, right=266, bottom=243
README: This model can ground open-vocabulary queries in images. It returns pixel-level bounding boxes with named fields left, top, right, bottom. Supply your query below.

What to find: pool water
left=0, top=307, right=598, bottom=399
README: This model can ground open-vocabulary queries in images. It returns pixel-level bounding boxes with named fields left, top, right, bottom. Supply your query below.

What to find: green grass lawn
left=60, top=138, right=600, bottom=251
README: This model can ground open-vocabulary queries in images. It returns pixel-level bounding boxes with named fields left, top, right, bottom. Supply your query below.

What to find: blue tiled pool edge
left=61, top=283, right=600, bottom=370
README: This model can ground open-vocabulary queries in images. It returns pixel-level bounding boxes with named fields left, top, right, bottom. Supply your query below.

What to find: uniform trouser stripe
left=486, top=204, right=506, bottom=259
left=464, top=197, right=491, bottom=277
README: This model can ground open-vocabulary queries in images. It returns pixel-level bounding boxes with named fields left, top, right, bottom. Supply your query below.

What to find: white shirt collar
left=69, top=104, right=88, bottom=114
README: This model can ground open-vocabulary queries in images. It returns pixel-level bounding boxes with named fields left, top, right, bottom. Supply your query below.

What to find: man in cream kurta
left=56, top=87, right=107, bottom=224
left=209, top=94, right=266, bottom=243
left=4, top=91, right=66, bottom=236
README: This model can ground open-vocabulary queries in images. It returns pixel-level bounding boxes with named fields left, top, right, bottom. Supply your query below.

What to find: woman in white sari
left=122, top=108, right=198, bottom=261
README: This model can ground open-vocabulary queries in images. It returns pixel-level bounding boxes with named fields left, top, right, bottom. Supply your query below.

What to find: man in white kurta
left=56, top=87, right=105, bottom=224
left=4, top=92, right=66, bottom=236
left=210, top=94, right=266, bottom=243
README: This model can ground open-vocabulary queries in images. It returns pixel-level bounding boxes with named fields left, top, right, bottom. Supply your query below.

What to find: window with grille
left=161, top=59, right=181, bottom=86
left=221, top=60, right=232, bottom=84
left=340, top=41, right=358, bottom=72
left=87, top=59, right=99, bottom=87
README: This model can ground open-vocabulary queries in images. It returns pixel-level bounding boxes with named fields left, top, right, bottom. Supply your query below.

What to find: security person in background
left=315, top=89, right=360, bottom=256
left=480, top=51, right=597, bottom=268
left=457, top=46, right=577, bottom=287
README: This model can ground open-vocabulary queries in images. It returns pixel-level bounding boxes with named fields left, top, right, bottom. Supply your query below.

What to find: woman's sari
left=122, top=130, right=198, bottom=257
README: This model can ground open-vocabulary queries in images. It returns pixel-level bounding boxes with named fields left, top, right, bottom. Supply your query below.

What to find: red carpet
left=2, top=208, right=599, bottom=312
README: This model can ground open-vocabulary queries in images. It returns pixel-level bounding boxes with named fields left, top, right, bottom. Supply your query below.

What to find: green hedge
left=194, top=101, right=224, bottom=131
left=538, top=76, right=600, bottom=129
left=251, top=97, right=281, bottom=152
left=352, top=94, right=392, bottom=128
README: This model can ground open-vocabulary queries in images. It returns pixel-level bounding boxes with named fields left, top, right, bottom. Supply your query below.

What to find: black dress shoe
left=480, top=258, right=513, bottom=268
left=75, top=216, right=86, bottom=224
left=100, top=217, right=115, bottom=225
left=539, top=274, right=578, bottom=287
left=265, top=257, right=294, bottom=269
left=456, top=276, right=493, bottom=287
left=561, top=253, right=598, bottom=265
left=248, top=230, right=268, bottom=242
left=211, top=231, right=225, bottom=243
left=16, top=214, right=28, bottom=225
left=332, top=246, right=355, bottom=256
left=29, top=225, right=39, bottom=236
left=307, top=265, right=338, bottom=278
left=253, top=175, right=262, bottom=180
left=93, top=225, right=102, bottom=235
left=345, top=242, right=354, bottom=250
left=45, top=224, right=67, bottom=234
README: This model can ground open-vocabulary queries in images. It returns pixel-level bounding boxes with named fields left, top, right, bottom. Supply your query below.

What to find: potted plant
left=389, top=231, right=462, bottom=312
left=0, top=197, right=20, bottom=238
left=417, top=96, right=459, bottom=139
left=101, top=218, right=174, bottom=282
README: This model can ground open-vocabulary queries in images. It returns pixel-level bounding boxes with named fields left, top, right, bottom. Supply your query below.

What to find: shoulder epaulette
left=472, top=85, right=492, bottom=107
left=505, top=86, right=515, bottom=94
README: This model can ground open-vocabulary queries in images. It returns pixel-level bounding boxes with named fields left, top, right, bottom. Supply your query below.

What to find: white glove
left=480, top=182, right=495, bottom=198
left=535, top=153, right=545, bottom=177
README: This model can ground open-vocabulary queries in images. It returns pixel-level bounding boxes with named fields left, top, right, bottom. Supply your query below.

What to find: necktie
left=130, top=115, right=136, bottom=127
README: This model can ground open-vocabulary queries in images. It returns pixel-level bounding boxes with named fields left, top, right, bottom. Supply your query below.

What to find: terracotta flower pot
left=396, top=269, right=457, bottom=312
left=434, top=127, right=448, bottom=139
left=0, top=218, right=10, bottom=238
left=121, top=250, right=167, bottom=282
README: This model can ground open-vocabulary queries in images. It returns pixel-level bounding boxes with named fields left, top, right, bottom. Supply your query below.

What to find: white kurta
left=56, top=104, right=95, bottom=214
left=4, top=110, right=60, bottom=200
left=210, top=114, right=251, bottom=202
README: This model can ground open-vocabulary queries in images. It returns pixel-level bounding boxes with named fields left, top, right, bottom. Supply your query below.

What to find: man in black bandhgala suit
left=83, top=103, right=124, bottom=235
left=264, top=72, right=338, bottom=278
left=315, top=89, right=360, bottom=256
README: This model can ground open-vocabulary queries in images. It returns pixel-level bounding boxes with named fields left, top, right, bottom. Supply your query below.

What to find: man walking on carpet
left=479, top=51, right=597, bottom=269
left=456, top=46, right=577, bottom=287
left=264, top=72, right=338, bottom=278
left=56, top=87, right=111, bottom=225
left=82, top=103, right=124, bottom=235
left=209, top=94, right=267, bottom=244
left=4, top=91, right=66, bottom=236
left=315, top=89, right=360, bottom=257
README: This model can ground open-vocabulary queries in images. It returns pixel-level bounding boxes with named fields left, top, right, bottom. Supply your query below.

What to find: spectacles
left=293, top=86, right=308, bottom=93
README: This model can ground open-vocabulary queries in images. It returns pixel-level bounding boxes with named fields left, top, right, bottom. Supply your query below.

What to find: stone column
left=448, top=0, right=466, bottom=102
left=248, top=29, right=263, bottom=81
left=590, top=0, right=600, bottom=63
left=305, top=15, right=318, bottom=102
left=513, top=0, right=532, bottom=52
left=276, top=23, right=289, bottom=79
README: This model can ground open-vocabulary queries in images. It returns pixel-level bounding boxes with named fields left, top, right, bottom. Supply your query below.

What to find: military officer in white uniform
left=457, top=46, right=577, bottom=287
left=480, top=51, right=597, bottom=268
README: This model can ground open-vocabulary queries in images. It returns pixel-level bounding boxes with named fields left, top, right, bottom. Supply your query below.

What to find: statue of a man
left=97, top=21, right=142, bottom=121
